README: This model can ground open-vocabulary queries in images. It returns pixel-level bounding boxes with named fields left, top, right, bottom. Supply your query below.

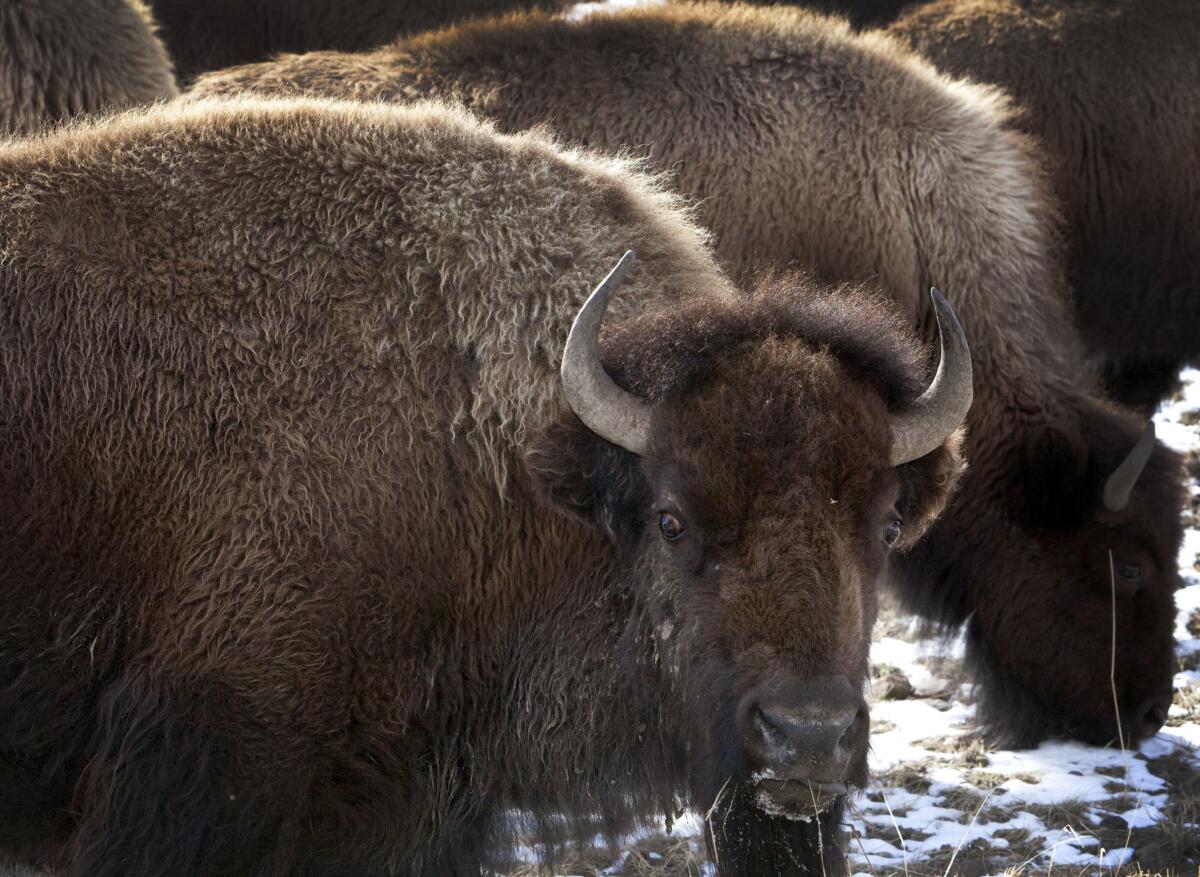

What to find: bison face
left=528, top=256, right=968, bottom=818
left=939, top=401, right=1183, bottom=749
left=630, top=356, right=906, bottom=814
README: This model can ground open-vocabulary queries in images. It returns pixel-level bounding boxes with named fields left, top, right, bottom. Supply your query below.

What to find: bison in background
left=187, top=0, right=1186, bottom=748
left=146, top=0, right=572, bottom=81
left=0, top=0, right=176, bottom=135
left=0, top=96, right=969, bottom=875
left=700, top=0, right=916, bottom=28
left=888, top=0, right=1200, bottom=412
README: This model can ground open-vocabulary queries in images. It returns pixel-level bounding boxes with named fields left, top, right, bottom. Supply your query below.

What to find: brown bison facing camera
left=0, top=0, right=176, bottom=135
left=187, top=0, right=1186, bottom=748
left=146, top=0, right=572, bottom=81
left=0, top=99, right=969, bottom=875
left=888, top=0, right=1200, bottom=412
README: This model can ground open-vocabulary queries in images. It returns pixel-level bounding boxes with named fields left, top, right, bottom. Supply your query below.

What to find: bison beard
left=710, top=789, right=846, bottom=874
left=669, top=652, right=853, bottom=872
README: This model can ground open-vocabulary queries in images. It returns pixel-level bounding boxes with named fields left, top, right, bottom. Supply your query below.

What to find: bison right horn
left=1102, top=421, right=1155, bottom=513
left=889, top=288, right=973, bottom=466
left=560, top=251, right=652, bottom=457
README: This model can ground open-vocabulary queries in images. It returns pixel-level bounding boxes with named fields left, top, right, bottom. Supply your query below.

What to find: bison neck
left=356, top=489, right=686, bottom=857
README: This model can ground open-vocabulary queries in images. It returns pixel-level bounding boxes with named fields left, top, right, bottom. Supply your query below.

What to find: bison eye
left=659, top=512, right=685, bottom=541
left=882, top=519, right=902, bottom=548
left=1116, top=560, right=1143, bottom=584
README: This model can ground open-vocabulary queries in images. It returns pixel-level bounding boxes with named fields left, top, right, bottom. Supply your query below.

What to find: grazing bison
left=0, top=97, right=970, bottom=875
left=188, top=0, right=1187, bottom=747
left=0, top=0, right=176, bottom=135
left=146, top=0, right=572, bottom=82
left=888, top=0, right=1200, bottom=411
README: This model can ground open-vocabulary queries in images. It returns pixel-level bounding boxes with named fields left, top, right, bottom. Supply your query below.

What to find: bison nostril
left=839, top=707, right=867, bottom=750
left=739, top=677, right=866, bottom=780
left=753, top=706, right=785, bottom=741
left=747, top=704, right=858, bottom=775
left=1138, top=698, right=1171, bottom=738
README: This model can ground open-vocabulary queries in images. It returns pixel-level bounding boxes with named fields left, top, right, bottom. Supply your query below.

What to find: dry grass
left=1002, top=869, right=1200, bottom=877
left=877, top=761, right=934, bottom=795
left=1187, top=610, right=1200, bottom=638
left=1123, top=748, right=1200, bottom=871
left=1163, top=687, right=1198, bottom=729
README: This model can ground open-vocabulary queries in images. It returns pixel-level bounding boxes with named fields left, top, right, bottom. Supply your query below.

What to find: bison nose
left=740, top=676, right=867, bottom=783
left=1135, top=694, right=1172, bottom=740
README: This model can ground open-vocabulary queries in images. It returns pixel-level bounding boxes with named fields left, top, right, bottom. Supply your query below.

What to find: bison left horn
left=1102, top=421, right=1155, bottom=513
left=560, top=251, right=652, bottom=456
left=889, top=288, right=974, bottom=466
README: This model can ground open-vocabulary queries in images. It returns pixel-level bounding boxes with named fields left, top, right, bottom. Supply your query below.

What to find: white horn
left=560, top=251, right=652, bottom=456
left=889, top=288, right=974, bottom=466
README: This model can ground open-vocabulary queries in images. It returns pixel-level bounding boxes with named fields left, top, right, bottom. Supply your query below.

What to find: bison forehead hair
left=603, top=275, right=928, bottom=408
left=532, top=274, right=965, bottom=546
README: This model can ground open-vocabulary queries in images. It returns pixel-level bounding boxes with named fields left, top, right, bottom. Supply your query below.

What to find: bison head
left=949, top=401, right=1184, bottom=748
left=528, top=253, right=970, bottom=825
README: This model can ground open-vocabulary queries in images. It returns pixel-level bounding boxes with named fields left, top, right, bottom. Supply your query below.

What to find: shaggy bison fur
left=0, top=0, right=176, bottom=135
left=0, top=97, right=966, bottom=875
left=888, top=0, right=1200, bottom=411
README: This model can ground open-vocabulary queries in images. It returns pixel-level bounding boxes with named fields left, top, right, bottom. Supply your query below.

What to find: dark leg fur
left=0, top=753, right=73, bottom=867
left=707, top=785, right=846, bottom=876
left=64, top=671, right=302, bottom=877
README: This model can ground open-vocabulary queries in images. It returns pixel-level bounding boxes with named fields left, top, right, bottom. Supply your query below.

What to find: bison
left=0, top=97, right=970, bottom=875
left=186, top=0, right=1186, bottom=747
left=887, top=0, right=1200, bottom=412
left=702, top=0, right=915, bottom=28
left=0, top=0, right=176, bottom=136
left=146, top=0, right=572, bottom=82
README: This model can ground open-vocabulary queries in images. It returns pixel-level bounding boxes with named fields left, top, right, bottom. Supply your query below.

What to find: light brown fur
left=0, top=0, right=176, bottom=136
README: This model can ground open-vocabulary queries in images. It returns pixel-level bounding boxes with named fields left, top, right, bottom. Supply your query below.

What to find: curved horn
left=1102, top=421, right=1155, bottom=513
left=890, top=288, right=974, bottom=466
left=560, top=251, right=652, bottom=456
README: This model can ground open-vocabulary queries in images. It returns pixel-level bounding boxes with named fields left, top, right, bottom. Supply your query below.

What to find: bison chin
left=751, top=776, right=850, bottom=819
left=671, top=668, right=865, bottom=876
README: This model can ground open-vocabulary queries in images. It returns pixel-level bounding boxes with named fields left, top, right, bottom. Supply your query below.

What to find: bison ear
left=1019, top=424, right=1089, bottom=528
left=525, top=403, right=648, bottom=537
left=893, top=426, right=966, bottom=551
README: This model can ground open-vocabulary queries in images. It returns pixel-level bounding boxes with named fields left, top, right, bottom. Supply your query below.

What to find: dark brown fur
left=701, top=0, right=917, bottom=28
left=187, top=0, right=1187, bottom=746
left=146, top=0, right=572, bottom=82
left=0, top=98, right=963, bottom=875
left=0, top=0, right=176, bottom=136
left=889, top=0, right=1200, bottom=411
